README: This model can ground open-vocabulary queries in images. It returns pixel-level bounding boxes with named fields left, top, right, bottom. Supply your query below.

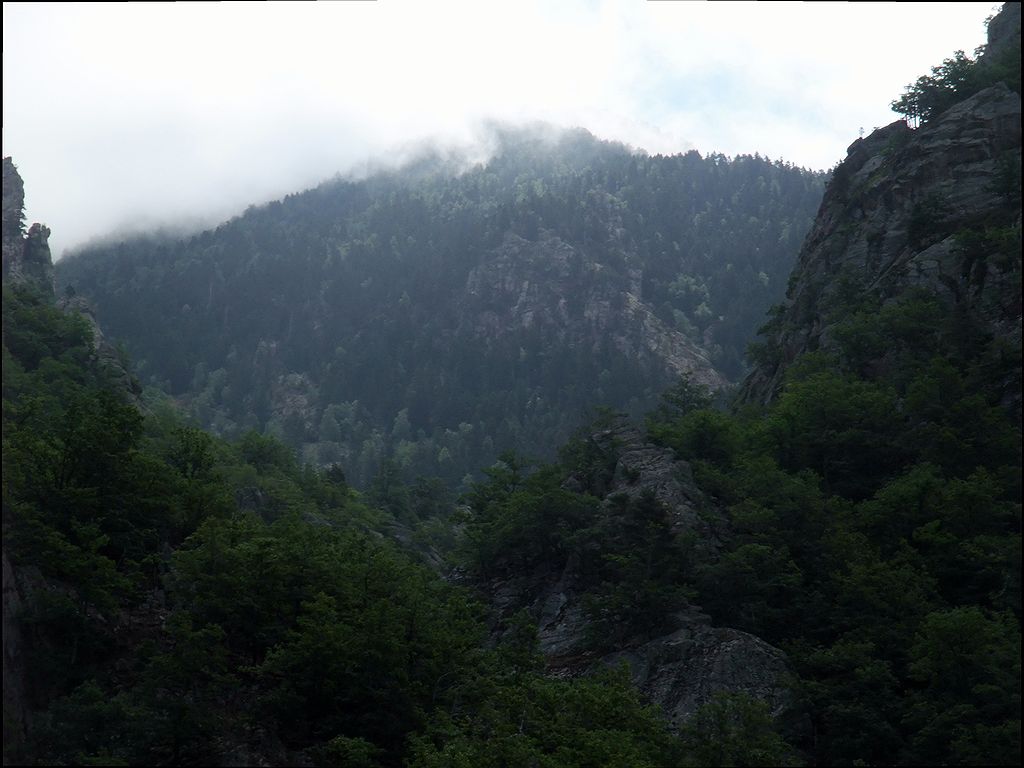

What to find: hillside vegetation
left=57, top=129, right=824, bottom=487
left=3, top=5, right=1021, bottom=765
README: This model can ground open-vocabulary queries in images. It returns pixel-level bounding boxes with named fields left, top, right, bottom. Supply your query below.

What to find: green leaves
left=644, top=265, right=1021, bottom=765
left=410, top=661, right=685, bottom=768
left=903, top=607, right=1021, bottom=765
left=681, top=693, right=801, bottom=767
left=891, top=50, right=981, bottom=125
left=891, top=33, right=1022, bottom=127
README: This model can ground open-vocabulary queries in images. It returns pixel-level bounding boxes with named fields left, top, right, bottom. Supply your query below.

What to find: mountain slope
left=57, top=128, right=825, bottom=486
left=4, top=155, right=800, bottom=768
left=741, top=11, right=1021, bottom=408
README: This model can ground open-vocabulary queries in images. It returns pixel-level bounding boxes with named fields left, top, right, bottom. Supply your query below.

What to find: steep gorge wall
left=3, top=157, right=55, bottom=294
left=741, top=81, right=1021, bottom=403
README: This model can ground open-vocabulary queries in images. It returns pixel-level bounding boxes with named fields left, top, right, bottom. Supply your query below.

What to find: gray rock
left=465, top=231, right=729, bottom=391
left=591, top=422, right=724, bottom=544
left=741, top=80, right=1022, bottom=404
left=983, top=2, right=1021, bottom=63
left=601, top=615, right=791, bottom=727
left=3, top=158, right=55, bottom=294
left=475, top=421, right=785, bottom=728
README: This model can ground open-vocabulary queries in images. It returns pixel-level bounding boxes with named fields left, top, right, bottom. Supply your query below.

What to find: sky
left=2, top=0, right=999, bottom=259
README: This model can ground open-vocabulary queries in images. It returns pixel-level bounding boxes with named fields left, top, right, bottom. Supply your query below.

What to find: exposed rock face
left=602, top=616, right=791, bottom=727
left=741, top=80, right=1022, bottom=403
left=474, top=422, right=788, bottom=728
left=1, top=156, right=24, bottom=237
left=0, top=157, right=142, bottom=401
left=465, top=232, right=728, bottom=391
left=984, top=1, right=1021, bottom=61
left=2, top=157, right=55, bottom=294
left=587, top=422, right=724, bottom=543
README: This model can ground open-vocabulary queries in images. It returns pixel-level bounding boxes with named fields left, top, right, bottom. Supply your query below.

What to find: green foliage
left=891, top=50, right=980, bottom=125
left=903, top=607, right=1021, bottom=765
left=644, top=269, right=1021, bottom=765
left=238, top=428, right=298, bottom=473
left=410, top=657, right=686, bottom=768
left=56, top=133, right=825, bottom=487
left=308, top=735, right=383, bottom=768
left=6, top=287, right=623, bottom=768
left=891, top=34, right=1021, bottom=126
left=580, top=491, right=696, bottom=648
left=766, top=369, right=903, bottom=498
left=652, top=373, right=715, bottom=420
left=681, top=693, right=802, bottom=767
left=460, top=454, right=601, bottom=576
left=797, top=640, right=903, bottom=764
left=2, top=285, right=92, bottom=374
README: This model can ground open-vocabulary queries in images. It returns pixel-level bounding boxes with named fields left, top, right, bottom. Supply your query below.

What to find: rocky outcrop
left=585, top=422, right=724, bottom=542
left=1, top=156, right=24, bottom=237
left=466, top=232, right=729, bottom=392
left=474, top=422, right=787, bottom=728
left=602, top=615, right=791, bottom=727
left=2, top=157, right=55, bottom=294
left=984, top=1, right=1021, bottom=62
left=1, top=157, right=143, bottom=401
left=741, top=79, right=1022, bottom=403
left=57, top=293, right=143, bottom=400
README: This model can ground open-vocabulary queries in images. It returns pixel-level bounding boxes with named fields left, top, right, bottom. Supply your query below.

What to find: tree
left=681, top=693, right=800, bottom=767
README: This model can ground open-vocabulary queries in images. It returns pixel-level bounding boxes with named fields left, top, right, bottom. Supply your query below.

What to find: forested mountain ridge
left=56, top=129, right=825, bottom=486
left=636, top=5, right=1019, bottom=763
left=4, top=4, right=1020, bottom=764
left=3, top=157, right=799, bottom=767
left=458, top=6, right=1020, bottom=765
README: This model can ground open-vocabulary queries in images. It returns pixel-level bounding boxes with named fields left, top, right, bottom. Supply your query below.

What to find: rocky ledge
left=474, top=422, right=788, bottom=729
left=742, top=81, right=1021, bottom=403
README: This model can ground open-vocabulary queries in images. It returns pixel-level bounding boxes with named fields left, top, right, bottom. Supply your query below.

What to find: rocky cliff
left=3, top=157, right=55, bottom=294
left=473, top=423, right=790, bottom=729
left=741, top=9, right=1022, bottom=404
left=464, top=232, right=728, bottom=391
left=2, top=158, right=142, bottom=400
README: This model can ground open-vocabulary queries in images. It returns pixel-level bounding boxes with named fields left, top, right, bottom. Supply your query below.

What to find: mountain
left=742, top=7, right=1021, bottom=409
left=466, top=6, right=1019, bottom=765
left=56, top=128, right=825, bottom=486
left=4, top=154, right=798, bottom=768
left=5, top=4, right=1019, bottom=764
left=653, top=6, right=1020, bottom=764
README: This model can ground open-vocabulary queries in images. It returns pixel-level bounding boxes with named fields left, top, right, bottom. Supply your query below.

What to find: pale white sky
left=2, top=0, right=999, bottom=258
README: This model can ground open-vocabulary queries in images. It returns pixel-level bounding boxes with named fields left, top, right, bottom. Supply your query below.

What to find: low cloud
left=2, top=1, right=996, bottom=257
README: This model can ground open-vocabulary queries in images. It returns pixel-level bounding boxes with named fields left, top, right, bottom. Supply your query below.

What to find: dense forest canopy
left=3, top=4, right=1022, bottom=766
left=2, top=282, right=799, bottom=767
left=57, top=127, right=825, bottom=487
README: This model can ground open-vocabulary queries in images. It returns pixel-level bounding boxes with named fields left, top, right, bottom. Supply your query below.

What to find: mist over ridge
left=4, top=1, right=994, bottom=258
left=57, top=125, right=828, bottom=487
left=62, top=119, right=823, bottom=262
